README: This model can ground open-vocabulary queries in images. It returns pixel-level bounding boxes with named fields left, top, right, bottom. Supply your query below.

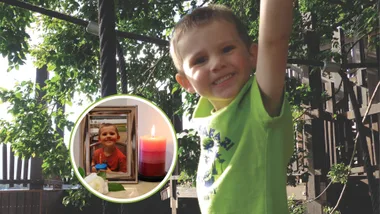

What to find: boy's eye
left=193, top=56, right=207, bottom=65
left=223, top=45, right=235, bottom=53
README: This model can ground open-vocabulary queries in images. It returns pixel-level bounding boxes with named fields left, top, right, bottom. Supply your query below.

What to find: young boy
left=170, top=2, right=294, bottom=214
left=91, top=123, right=127, bottom=173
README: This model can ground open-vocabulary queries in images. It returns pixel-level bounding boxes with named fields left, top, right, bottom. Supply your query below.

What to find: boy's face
left=175, top=20, right=257, bottom=110
left=99, top=126, right=120, bottom=147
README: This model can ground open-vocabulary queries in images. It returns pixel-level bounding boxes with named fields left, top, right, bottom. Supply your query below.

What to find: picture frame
left=81, top=106, right=138, bottom=183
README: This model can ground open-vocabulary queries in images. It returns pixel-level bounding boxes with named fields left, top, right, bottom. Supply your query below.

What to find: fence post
left=303, top=12, right=325, bottom=214
left=30, top=65, right=48, bottom=190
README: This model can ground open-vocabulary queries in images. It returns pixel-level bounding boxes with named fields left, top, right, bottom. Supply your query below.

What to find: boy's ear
left=248, top=43, right=258, bottom=68
left=175, top=73, right=195, bottom=93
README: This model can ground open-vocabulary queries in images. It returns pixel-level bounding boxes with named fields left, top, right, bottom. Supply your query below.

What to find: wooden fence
left=0, top=143, right=67, bottom=214
left=288, top=28, right=380, bottom=214
left=0, top=144, right=44, bottom=189
left=1, top=190, right=41, bottom=214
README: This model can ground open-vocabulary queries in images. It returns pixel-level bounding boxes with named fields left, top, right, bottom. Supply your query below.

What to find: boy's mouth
left=213, top=73, right=234, bottom=85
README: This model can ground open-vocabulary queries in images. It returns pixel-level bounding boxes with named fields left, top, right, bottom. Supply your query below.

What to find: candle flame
left=151, top=125, right=155, bottom=137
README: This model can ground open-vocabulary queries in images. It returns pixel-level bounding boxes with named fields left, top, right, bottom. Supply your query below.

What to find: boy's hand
left=255, top=0, right=293, bottom=116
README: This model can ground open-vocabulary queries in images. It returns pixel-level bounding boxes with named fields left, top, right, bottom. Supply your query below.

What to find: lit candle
left=139, top=125, right=167, bottom=177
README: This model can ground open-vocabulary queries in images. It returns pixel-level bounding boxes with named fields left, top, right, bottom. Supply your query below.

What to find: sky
left=0, top=57, right=35, bottom=121
left=0, top=26, right=89, bottom=181
left=0, top=53, right=93, bottom=181
left=0, top=49, right=89, bottom=146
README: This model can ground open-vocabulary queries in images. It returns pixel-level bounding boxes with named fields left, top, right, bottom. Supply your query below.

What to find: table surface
left=106, top=181, right=161, bottom=199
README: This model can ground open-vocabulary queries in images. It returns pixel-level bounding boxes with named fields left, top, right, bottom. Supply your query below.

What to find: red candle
left=139, top=125, right=167, bottom=177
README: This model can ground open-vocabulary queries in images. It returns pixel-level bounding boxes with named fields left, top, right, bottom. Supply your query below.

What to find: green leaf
left=97, top=171, right=106, bottom=180
left=15, top=92, right=22, bottom=99
left=108, top=183, right=125, bottom=192
left=178, top=147, right=184, bottom=155
left=50, top=75, right=60, bottom=83
left=171, top=85, right=178, bottom=94
left=78, top=167, right=85, bottom=177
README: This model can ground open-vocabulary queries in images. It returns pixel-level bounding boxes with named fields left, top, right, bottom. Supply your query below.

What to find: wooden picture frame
left=82, top=106, right=138, bottom=183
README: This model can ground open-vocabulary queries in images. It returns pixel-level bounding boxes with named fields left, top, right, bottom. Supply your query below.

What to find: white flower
left=84, top=173, right=109, bottom=194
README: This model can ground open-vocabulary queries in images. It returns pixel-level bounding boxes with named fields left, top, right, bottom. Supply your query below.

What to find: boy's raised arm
left=255, top=0, right=293, bottom=116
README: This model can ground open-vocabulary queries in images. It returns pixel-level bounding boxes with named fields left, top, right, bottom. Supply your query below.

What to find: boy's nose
left=210, top=56, right=226, bottom=72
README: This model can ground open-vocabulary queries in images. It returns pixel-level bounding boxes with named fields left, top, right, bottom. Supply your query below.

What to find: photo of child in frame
left=91, top=123, right=127, bottom=173
left=86, top=110, right=136, bottom=182
left=70, top=97, right=177, bottom=200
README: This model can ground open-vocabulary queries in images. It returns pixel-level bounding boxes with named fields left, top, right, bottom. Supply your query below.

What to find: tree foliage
left=0, top=80, right=73, bottom=179
left=0, top=4, right=32, bottom=71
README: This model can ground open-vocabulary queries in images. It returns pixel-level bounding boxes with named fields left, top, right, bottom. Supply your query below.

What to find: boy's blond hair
left=98, top=123, right=120, bottom=138
left=170, top=4, right=252, bottom=73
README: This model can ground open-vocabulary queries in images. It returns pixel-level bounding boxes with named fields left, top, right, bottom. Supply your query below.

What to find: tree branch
left=330, top=184, right=347, bottom=213
left=135, top=50, right=169, bottom=94
left=304, top=180, right=332, bottom=204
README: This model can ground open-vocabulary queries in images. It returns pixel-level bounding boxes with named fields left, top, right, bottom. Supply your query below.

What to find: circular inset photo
left=69, top=95, right=178, bottom=203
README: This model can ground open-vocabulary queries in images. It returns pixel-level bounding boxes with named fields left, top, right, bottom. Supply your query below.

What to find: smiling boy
left=170, top=2, right=294, bottom=214
left=91, top=123, right=127, bottom=173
